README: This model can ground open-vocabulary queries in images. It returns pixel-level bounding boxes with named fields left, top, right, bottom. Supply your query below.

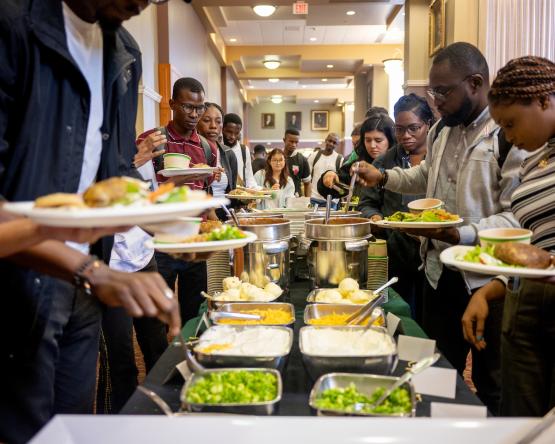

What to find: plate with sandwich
left=146, top=220, right=257, bottom=253
left=225, top=187, right=273, bottom=200
left=440, top=242, right=555, bottom=277
left=3, top=177, right=228, bottom=227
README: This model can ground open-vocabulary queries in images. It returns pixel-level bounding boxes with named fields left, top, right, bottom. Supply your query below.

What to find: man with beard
left=0, top=0, right=180, bottom=441
left=354, top=42, right=527, bottom=414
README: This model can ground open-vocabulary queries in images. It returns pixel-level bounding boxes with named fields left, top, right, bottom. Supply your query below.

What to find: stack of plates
left=367, top=239, right=389, bottom=302
left=207, top=251, right=231, bottom=295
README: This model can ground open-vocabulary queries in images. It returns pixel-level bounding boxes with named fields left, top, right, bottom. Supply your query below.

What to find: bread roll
left=494, top=242, right=552, bottom=269
left=34, top=193, right=86, bottom=208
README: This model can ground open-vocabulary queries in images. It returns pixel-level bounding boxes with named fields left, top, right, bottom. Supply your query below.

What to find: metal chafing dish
left=234, top=218, right=291, bottom=290
left=299, top=326, right=398, bottom=380
left=306, top=288, right=378, bottom=305
left=308, top=373, right=416, bottom=417
left=180, top=368, right=283, bottom=415
left=304, top=217, right=373, bottom=289
left=192, top=325, right=293, bottom=371
left=211, top=302, right=296, bottom=328
left=304, top=210, right=362, bottom=222
left=204, top=291, right=283, bottom=312
left=303, top=303, right=385, bottom=327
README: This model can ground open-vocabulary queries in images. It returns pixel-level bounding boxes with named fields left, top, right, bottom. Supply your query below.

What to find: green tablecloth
left=181, top=284, right=427, bottom=340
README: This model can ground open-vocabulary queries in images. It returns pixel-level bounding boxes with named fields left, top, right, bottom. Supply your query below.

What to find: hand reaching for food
left=134, top=131, right=167, bottom=168
left=322, top=171, right=339, bottom=188
left=355, top=161, right=383, bottom=187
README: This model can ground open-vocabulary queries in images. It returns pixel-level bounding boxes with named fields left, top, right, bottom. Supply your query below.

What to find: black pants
left=423, top=268, right=502, bottom=414
left=155, top=252, right=207, bottom=323
left=97, top=258, right=168, bottom=414
left=0, top=280, right=102, bottom=443
left=501, top=279, right=555, bottom=416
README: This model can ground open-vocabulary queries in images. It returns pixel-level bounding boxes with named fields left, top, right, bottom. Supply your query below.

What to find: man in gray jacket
left=355, top=42, right=527, bottom=414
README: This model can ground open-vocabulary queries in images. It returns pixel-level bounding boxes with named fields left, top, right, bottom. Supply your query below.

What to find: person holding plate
left=462, top=56, right=555, bottom=416
left=253, top=149, right=295, bottom=209
left=354, top=42, right=528, bottom=414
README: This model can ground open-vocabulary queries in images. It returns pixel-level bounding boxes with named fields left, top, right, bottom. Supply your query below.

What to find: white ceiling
left=246, top=78, right=353, bottom=90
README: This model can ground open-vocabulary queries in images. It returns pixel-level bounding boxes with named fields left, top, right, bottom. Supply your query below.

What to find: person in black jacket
left=0, top=1, right=179, bottom=442
left=317, top=114, right=396, bottom=209
left=358, top=94, right=434, bottom=322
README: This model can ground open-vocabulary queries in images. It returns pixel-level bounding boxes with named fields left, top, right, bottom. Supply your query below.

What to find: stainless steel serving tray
left=304, top=217, right=372, bottom=240
left=306, top=288, right=379, bottom=305
left=205, top=292, right=283, bottom=311
left=193, top=325, right=293, bottom=371
left=303, top=303, right=385, bottom=327
left=181, top=368, right=282, bottom=415
left=211, top=302, right=296, bottom=328
left=299, top=326, right=398, bottom=380
left=309, top=373, right=416, bottom=417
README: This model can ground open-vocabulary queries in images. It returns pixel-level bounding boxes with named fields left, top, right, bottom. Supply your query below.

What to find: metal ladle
left=324, top=194, right=332, bottom=224
left=354, top=353, right=441, bottom=413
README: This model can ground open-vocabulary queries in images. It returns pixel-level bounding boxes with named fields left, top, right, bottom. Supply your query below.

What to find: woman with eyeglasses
left=318, top=113, right=396, bottom=209
left=357, top=94, right=434, bottom=322
left=253, top=148, right=295, bottom=209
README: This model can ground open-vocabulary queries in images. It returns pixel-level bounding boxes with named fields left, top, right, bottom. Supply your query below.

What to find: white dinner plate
left=159, top=167, right=217, bottom=178
left=440, top=245, right=555, bottom=278
left=224, top=194, right=272, bottom=200
left=147, top=231, right=258, bottom=253
left=3, top=197, right=229, bottom=228
left=371, top=218, right=464, bottom=229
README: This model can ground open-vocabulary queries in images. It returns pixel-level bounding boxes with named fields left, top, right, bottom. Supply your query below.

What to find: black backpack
left=431, top=119, right=512, bottom=169
left=311, top=150, right=343, bottom=172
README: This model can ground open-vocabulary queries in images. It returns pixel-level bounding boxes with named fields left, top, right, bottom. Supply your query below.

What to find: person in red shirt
left=136, top=77, right=216, bottom=323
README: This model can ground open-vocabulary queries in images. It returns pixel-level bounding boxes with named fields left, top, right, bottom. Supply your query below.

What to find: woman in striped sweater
left=461, top=56, right=555, bottom=416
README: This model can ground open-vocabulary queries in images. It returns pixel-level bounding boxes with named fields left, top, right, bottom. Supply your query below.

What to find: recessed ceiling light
left=253, top=5, right=277, bottom=17
left=309, top=37, right=317, bottom=42
left=248, top=85, right=255, bottom=89
left=271, top=95, right=283, bottom=104
left=268, top=78, right=280, bottom=83
left=263, top=59, right=281, bottom=70
left=322, top=78, right=328, bottom=82
left=314, top=99, right=319, bottom=103
left=229, top=38, right=237, bottom=43
left=326, top=64, right=334, bottom=69
left=346, top=10, right=356, bottom=16
left=302, top=85, right=307, bottom=88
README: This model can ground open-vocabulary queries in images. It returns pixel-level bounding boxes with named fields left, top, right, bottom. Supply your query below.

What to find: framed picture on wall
left=285, top=112, right=302, bottom=131
left=261, top=113, right=275, bottom=129
left=311, top=110, right=329, bottom=131
left=428, top=0, right=445, bottom=56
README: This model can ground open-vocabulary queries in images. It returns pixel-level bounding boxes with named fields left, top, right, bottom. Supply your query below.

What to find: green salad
left=457, top=245, right=517, bottom=267
left=186, top=371, right=278, bottom=404
left=207, top=225, right=247, bottom=241
left=314, top=383, right=411, bottom=415
left=157, top=186, right=188, bottom=204
left=385, top=208, right=459, bottom=223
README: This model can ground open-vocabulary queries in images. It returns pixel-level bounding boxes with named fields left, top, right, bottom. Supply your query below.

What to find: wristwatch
left=378, top=168, right=389, bottom=189
left=73, top=255, right=102, bottom=295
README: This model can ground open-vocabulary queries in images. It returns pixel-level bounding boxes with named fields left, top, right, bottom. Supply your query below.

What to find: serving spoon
left=345, top=277, right=398, bottom=325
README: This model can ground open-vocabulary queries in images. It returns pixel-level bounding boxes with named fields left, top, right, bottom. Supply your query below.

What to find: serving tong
left=345, top=277, right=399, bottom=326
left=353, top=353, right=441, bottom=413
left=343, top=162, right=359, bottom=213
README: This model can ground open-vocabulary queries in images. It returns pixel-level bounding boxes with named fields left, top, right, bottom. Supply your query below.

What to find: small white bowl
left=478, top=228, right=533, bottom=247
left=163, top=153, right=191, bottom=169
left=143, top=217, right=201, bottom=243
left=407, top=198, right=444, bottom=214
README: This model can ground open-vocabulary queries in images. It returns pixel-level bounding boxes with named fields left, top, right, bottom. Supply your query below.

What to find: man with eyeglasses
left=136, top=77, right=216, bottom=325
left=355, top=42, right=527, bottom=415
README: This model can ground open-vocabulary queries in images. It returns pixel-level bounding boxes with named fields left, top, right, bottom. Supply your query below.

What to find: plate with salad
left=372, top=209, right=464, bottom=229
left=440, top=244, right=555, bottom=278
left=3, top=177, right=229, bottom=227
left=147, top=223, right=257, bottom=253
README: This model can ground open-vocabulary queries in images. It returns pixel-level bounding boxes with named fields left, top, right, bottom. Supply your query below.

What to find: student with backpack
left=308, top=133, right=343, bottom=207
left=222, top=113, right=257, bottom=189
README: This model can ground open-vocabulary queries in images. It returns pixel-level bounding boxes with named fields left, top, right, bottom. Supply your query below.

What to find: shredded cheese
left=218, top=309, right=293, bottom=325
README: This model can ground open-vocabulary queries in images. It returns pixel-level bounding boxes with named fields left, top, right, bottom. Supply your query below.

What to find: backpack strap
left=431, top=119, right=446, bottom=145
left=335, top=154, right=343, bottom=171
left=496, top=128, right=512, bottom=169
left=311, top=150, right=323, bottom=169
left=240, top=144, right=248, bottom=180
left=198, top=134, right=214, bottom=166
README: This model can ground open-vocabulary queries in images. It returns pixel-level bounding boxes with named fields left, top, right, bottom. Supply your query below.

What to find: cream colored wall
left=445, top=0, right=479, bottom=46
left=247, top=102, right=343, bottom=144
left=226, top=71, right=244, bottom=120
left=371, top=66, right=389, bottom=110
left=404, top=0, right=432, bottom=90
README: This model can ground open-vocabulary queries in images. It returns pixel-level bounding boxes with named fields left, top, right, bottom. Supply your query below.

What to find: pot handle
left=263, top=240, right=289, bottom=254
left=345, top=239, right=369, bottom=251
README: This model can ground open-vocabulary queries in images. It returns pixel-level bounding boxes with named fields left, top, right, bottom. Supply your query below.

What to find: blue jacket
left=0, top=0, right=141, bottom=356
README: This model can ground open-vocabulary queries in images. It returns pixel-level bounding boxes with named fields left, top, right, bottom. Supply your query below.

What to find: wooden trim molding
left=158, top=63, right=172, bottom=126
left=139, top=85, right=162, bottom=103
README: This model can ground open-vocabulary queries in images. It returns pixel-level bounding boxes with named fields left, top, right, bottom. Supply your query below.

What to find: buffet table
left=121, top=280, right=483, bottom=417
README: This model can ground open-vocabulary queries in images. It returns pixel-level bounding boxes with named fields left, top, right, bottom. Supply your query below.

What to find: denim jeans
left=0, top=279, right=102, bottom=443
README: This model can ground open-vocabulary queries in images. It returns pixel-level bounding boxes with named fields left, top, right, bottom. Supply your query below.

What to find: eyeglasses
left=427, top=75, right=472, bottom=101
left=270, top=158, right=285, bottom=163
left=178, top=103, right=207, bottom=115
left=394, top=124, right=425, bottom=136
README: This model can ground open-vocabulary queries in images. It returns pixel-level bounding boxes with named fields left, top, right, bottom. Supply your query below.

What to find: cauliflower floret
left=338, top=278, right=359, bottom=296
left=349, top=289, right=371, bottom=304
left=264, top=282, right=283, bottom=298
left=239, top=283, right=258, bottom=301
left=213, top=289, right=240, bottom=301
left=222, top=276, right=241, bottom=291
left=315, top=289, right=343, bottom=303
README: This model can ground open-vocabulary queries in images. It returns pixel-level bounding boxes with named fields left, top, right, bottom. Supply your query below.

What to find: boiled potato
left=338, top=278, right=359, bottom=296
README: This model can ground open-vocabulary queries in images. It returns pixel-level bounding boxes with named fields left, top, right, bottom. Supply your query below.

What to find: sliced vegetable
left=206, top=225, right=246, bottom=241
left=385, top=209, right=459, bottom=223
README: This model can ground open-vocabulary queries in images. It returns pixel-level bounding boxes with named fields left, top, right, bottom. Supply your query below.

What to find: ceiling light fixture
left=302, top=85, right=307, bottom=88
left=322, top=78, right=328, bottom=82
left=253, top=5, right=277, bottom=17
left=229, top=38, right=237, bottom=43
left=346, top=10, right=356, bottom=16
left=309, top=37, right=317, bottom=42
left=314, top=99, right=319, bottom=103
left=263, top=59, right=281, bottom=70
left=326, top=64, right=334, bottom=69
left=268, top=78, right=280, bottom=83
left=271, top=95, right=283, bottom=104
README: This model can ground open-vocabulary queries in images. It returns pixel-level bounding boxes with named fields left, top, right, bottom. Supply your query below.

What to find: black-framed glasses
left=394, top=124, right=425, bottom=136
left=427, top=75, right=473, bottom=101
left=178, top=103, right=207, bottom=115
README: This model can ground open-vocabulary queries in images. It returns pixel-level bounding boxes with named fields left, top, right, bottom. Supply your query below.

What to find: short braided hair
left=489, top=56, right=555, bottom=105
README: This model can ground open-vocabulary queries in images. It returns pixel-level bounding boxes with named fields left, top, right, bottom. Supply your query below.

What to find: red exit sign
left=293, top=1, right=308, bottom=15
